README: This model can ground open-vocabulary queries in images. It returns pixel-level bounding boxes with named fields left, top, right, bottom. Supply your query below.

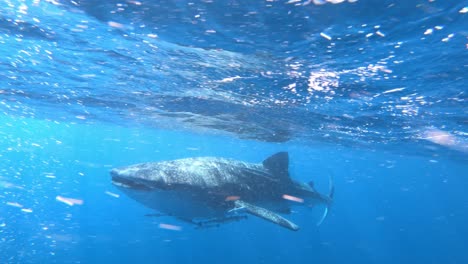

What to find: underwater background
left=0, top=0, right=467, bottom=263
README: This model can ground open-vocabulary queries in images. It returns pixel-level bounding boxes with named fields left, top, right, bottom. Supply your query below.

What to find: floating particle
left=313, top=0, right=327, bottom=5
left=79, top=74, right=96, bottom=78
left=0, top=181, right=14, bottom=189
left=382, top=87, right=405, bottom=94
left=459, top=7, right=468, bottom=13
left=56, top=196, right=73, bottom=206
left=159, top=223, right=182, bottom=231
left=21, top=208, right=33, bottom=213
left=442, top=33, right=454, bottom=42
left=56, top=196, right=84, bottom=206
left=147, top=33, right=158, bottom=38
left=108, top=21, right=124, bottom=29
left=376, top=31, right=385, bottom=37
left=105, top=191, right=120, bottom=198
left=6, top=202, right=23, bottom=208
left=219, top=76, right=242, bottom=83
left=282, top=194, right=304, bottom=203
left=320, top=32, right=332, bottom=40
left=424, top=28, right=433, bottom=35
left=186, top=147, right=199, bottom=151
left=225, top=196, right=240, bottom=201
left=128, top=1, right=142, bottom=5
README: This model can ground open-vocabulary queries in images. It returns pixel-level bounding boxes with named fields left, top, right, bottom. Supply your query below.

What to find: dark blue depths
left=0, top=121, right=466, bottom=264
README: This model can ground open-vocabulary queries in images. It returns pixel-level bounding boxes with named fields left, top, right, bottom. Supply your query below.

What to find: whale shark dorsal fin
left=262, top=152, right=290, bottom=181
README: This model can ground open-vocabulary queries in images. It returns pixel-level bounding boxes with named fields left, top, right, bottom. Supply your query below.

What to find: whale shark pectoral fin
left=192, top=215, right=248, bottom=229
left=234, top=200, right=299, bottom=231
left=228, top=204, right=246, bottom=214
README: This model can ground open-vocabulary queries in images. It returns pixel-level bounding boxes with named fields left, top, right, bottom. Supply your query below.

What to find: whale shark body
left=111, top=152, right=334, bottom=231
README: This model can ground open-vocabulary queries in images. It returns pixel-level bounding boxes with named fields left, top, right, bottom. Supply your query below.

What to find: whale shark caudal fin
left=316, top=171, right=335, bottom=226
left=234, top=200, right=299, bottom=231
left=262, top=152, right=291, bottom=182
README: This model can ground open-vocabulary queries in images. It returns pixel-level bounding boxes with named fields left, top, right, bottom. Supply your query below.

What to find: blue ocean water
left=0, top=0, right=467, bottom=263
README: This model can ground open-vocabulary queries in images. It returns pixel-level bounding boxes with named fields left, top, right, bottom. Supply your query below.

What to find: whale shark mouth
left=111, top=175, right=152, bottom=191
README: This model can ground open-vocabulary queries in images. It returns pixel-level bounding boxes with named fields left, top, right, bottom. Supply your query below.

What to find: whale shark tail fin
left=262, top=152, right=291, bottom=182
left=328, top=171, right=335, bottom=201
left=316, top=170, right=335, bottom=226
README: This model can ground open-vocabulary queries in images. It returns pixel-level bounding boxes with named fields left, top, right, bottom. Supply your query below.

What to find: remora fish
left=111, top=152, right=334, bottom=231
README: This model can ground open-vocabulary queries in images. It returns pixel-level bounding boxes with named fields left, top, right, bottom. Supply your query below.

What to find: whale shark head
left=111, top=162, right=226, bottom=219
left=111, top=163, right=164, bottom=191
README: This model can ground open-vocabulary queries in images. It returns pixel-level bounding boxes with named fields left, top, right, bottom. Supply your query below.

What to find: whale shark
left=110, top=152, right=334, bottom=231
